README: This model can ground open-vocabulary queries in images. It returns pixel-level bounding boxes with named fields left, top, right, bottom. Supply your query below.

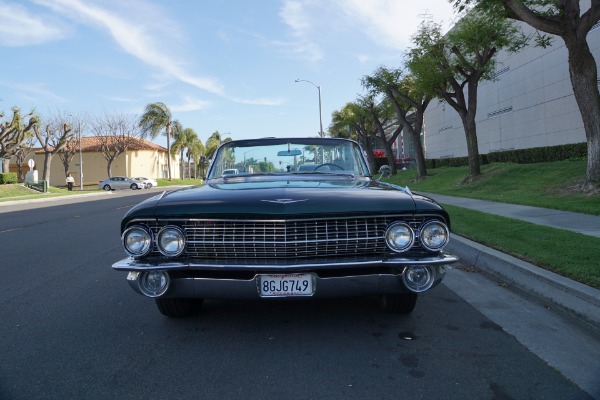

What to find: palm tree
left=171, top=126, right=194, bottom=180
left=205, top=131, right=224, bottom=161
left=187, top=135, right=204, bottom=179
left=138, top=102, right=179, bottom=180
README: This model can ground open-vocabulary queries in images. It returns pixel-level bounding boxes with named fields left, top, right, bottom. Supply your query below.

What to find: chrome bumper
left=114, top=254, right=458, bottom=299
left=125, top=267, right=447, bottom=299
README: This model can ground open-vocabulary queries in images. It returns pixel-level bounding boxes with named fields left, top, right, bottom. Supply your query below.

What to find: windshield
left=207, top=138, right=370, bottom=179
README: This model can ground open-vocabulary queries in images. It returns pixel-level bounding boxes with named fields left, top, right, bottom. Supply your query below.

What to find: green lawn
left=382, top=160, right=600, bottom=289
left=382, top=160, right=599, bottom=215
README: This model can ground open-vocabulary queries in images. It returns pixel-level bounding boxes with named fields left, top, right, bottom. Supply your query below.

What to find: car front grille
left=141, top=215, right=434, bottom=260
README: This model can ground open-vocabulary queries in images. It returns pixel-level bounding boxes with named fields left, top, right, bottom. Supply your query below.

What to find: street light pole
left=295, top=79, right=324, bottom=138
left=78, top=120, right=83, bottom=191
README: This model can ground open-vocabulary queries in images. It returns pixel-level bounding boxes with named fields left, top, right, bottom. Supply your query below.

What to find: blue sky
left=1, top=0, right=455, bottom=147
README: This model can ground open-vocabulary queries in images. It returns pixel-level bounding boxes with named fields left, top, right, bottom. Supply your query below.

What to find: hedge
left=0, top=173, right=18, bottom=184
left=426, top=142, right=587, bottom=169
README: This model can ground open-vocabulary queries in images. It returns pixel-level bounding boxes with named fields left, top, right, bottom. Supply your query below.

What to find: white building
left=422, top=21, right=596, bottom=160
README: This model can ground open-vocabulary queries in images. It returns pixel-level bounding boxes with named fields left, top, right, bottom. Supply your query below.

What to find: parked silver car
left=133, top=177, right=158, bottom=188
left=99, top=176, right=144, bottom=191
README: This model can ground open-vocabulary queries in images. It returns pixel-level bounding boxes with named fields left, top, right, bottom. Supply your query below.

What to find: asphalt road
left=0, top=191, right=596, bottom=399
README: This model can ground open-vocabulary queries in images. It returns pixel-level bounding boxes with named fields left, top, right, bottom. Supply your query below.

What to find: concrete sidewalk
left=421, top=192, right=600, bottom=238
left=421, top=192, right=600, bottom=331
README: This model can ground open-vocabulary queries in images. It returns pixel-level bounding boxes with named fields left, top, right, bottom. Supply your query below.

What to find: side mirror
left=378, top=165, right=392, bottom=178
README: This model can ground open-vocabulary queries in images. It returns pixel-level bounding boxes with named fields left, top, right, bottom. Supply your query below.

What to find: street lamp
left=70, top=115, right=84, bottom=190
left=295, top=79, right=324, bottom=138
left=243, top=148, right=258, bottom=172
left=78, top=120, right=83, bottom=191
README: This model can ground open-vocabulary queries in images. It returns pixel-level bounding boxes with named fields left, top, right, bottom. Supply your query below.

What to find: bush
left=0, top=173, right=18, bottom=184
left=427, top=142, right=587, bottom=168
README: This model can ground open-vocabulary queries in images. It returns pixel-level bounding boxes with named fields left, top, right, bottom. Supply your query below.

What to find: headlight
left=122, top=226, right=152, bottom=257
left=157, top=226, right=186, bottom=257
left=138, top=271, right=170, bottom=297
left=419, top=220, right=449, bottom=251
left=385, top=222, right=415, bottom=252
left=403, top=266, right=435, bottom=292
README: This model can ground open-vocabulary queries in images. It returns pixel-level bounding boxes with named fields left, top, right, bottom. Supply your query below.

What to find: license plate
left=258, top=273, right=315, bottom=297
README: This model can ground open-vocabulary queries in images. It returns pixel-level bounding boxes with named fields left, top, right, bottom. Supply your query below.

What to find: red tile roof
left=34, top=136, right=167, bottom=153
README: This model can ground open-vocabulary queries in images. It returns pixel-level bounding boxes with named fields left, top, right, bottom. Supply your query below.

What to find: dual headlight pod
left=385, top=220, right=449, bottom=253
left=122, top=225, right=186, bottom=257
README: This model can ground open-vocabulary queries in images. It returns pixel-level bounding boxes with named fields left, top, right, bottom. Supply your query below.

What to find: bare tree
left=14, top=135, right=35, bottom=182
left=91, top=112, right=140, bottom=177
left=58, top=138, right=78, bottom=180
left=0, top=107, right=38, bottom=173
left=33, top=113, right=73, bottom=182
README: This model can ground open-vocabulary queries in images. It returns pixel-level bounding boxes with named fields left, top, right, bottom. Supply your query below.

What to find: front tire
left=103, top=184, right=112, bottom=191
left=155, top=298, right=203, bottom=318
left=130, top=183, right=139, bottom=190
left=379, top=293, right=417, bottom=314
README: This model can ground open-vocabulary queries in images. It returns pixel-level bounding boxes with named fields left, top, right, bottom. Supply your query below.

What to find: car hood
left=124, top=178, right=444, bottom=222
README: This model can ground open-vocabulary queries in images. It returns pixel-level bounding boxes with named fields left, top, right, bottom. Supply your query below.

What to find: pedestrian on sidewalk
left=66, top=173, right=75, bottom=191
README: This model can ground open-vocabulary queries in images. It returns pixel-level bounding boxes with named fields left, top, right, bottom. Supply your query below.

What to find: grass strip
left=445, top=204, right=600, bottom=289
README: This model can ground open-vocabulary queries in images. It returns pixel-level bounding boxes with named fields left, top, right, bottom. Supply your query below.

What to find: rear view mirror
left=277, top=149, right=302, bottom=156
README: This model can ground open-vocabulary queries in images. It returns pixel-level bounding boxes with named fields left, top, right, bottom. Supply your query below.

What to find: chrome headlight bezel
left=403, top=265, right=435, bottom=292
left=122, top=226, right=153, bottom=257
left=419, top=220, right=450, bottom=251
left=385, top=222, right=415, bottom=253
left=156, top=225, right=186, bottom=257
left=138, top=271, right=170, bottom=297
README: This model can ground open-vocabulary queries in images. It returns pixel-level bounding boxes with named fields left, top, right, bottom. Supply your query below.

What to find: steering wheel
left=313, top=163, right=344, bottom=171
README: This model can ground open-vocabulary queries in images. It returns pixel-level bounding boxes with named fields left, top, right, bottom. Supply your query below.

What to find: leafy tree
left=453, top=0, right=600, bottom=189
left=359, top=95, right=403, bottom=175
left=0, top=107, right=38, bottom=173
left=205, top=131, right=226, bottom=161
left=407, top=13, right=525, bottom=181
left=330, top=102, right=378, bottom=172
left=362, top=67, right=430, bottom=181
left=33, top=114, right=73, bottom=182
left=139, top=102, right=178, bottom=180
left=188, top=136, right=205, bottom=179
left=172, top=127, right=197, bottom=179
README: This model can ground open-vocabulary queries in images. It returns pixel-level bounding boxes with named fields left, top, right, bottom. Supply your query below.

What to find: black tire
left=146, top=183, right=153, bottom=188
left=103, top=184, right=112, bottom=191
left=155, top=298, right=203, bottom=318
left=130, top=183, right=138, bottom=190
left=378, top=293, right=418, bottom=314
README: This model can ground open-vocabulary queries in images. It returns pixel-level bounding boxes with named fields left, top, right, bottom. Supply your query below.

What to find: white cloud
left=228, top=96, right=285, bottom=106
left=34, top=0, right=225, bottom=95
left=0, top=2, right=66, bottom=46
left=334, top=0, right=456, bottom=50
left=278, top=0, right=455, bottom=57
left=0, top=80, right=65, bottom=103
left=171, top=96, right=211, bottom=112
left=278, top=0, right=323, bottom=62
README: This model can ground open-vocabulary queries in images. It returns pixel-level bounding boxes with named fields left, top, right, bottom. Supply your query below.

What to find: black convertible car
left=112, top=137, right=458, bottom=317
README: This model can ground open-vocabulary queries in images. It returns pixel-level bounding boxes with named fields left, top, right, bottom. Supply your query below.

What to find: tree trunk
left=408, top=127, right=428, bottom=180
left=564, top=36, right=600, bottom=185
left=42, top=153, right=52, bottom=182
left=1, top=158, right=9, bottom=174
left=166, top=125, right=173, bottom=181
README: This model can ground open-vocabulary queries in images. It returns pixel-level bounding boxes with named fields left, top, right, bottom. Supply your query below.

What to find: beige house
left=12, top=136, right=179, bottom=187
